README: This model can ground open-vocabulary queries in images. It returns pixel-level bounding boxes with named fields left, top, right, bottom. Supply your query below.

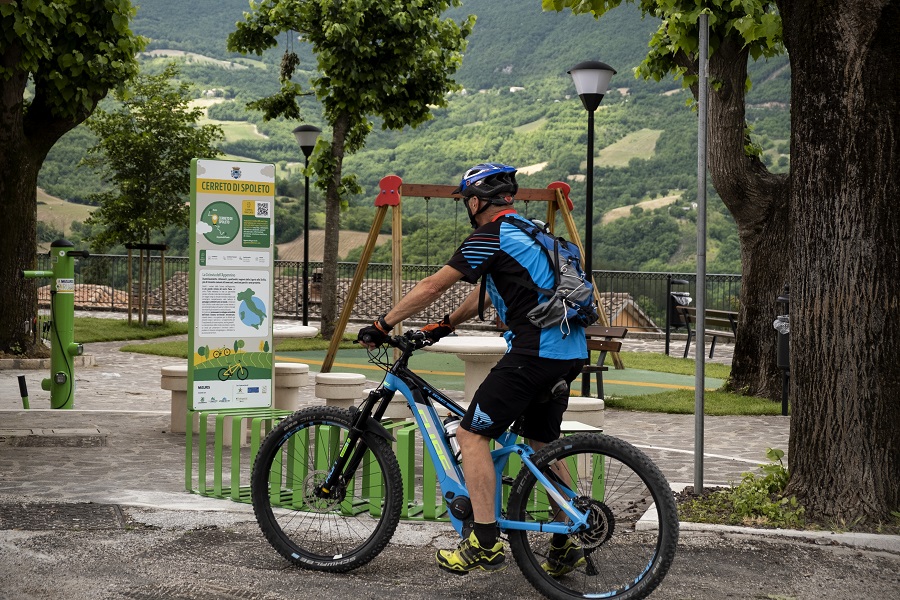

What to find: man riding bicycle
left=358, top=163, right=588, bottom=576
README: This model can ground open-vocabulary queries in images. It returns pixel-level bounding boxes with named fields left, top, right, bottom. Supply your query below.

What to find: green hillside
left=37, top=0, right=791, bottom=274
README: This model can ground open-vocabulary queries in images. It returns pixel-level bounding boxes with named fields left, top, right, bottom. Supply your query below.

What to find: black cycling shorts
left=460, top=353, right=585, bottom=443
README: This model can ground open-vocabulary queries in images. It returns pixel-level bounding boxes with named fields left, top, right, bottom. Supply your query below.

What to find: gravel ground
left=1, top=504, right=898, bottom=600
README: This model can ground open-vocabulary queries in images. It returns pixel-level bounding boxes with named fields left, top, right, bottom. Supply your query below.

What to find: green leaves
left=549, top=0, right=784, bottom=89
left=2, top=0, right=145, bottom=122
left=229, top=0, right=474, bottom=210
left=81, top=63, right=224, bottom=249
left=678, top=447, right=805, bottom=529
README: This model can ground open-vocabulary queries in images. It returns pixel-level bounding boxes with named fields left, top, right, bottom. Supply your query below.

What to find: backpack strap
left=477, top=216, right=560, bottom=321
left=478, top=273, right=488, bottom=321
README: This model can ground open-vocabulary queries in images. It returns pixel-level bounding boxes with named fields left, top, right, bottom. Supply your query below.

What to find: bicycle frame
left=320, top=335, right=590, bottom=537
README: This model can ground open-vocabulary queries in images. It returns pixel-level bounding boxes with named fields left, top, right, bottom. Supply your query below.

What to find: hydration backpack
left=479, top=216, right=600, bottom=335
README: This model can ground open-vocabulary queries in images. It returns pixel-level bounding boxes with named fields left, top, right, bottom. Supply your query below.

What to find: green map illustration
left=237, top=288, right=267, bottom=329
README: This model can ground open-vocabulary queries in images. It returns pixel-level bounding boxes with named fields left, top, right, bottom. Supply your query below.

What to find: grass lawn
left=76, top=317, right=188, bottom=343
left=594, top=351, right=781, bottom=415
left=608, top=351, right=731, bottom=380
left=120, top=334, right=357, bottom=358
left=605, top=389, right=781, bottom=416
left=119, top=335, right=778, bottom=416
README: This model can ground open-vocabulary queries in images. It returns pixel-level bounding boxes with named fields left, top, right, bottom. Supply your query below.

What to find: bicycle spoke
left=251, top=407, right=402, bottom=572
left=507, top=433, right=678, bottom=600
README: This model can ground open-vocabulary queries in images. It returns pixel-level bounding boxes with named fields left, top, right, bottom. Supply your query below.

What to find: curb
left=638, top=496, right=900, bottom=554
left=0, top=354, right=96, bottom=371
left=677, top=521, right=900, bottom=553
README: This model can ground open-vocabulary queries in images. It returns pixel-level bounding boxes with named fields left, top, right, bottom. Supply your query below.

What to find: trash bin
left=668, top=291, right=692, bottom=327
left=773, top=284, right=790, bottom=416
left=664, top=284, right=691, bottom=356
left=774, top=315, right=790, bottom=369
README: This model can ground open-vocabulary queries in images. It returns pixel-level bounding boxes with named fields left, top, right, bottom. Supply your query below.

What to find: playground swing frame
left=321, top=175, right=622, bottom=372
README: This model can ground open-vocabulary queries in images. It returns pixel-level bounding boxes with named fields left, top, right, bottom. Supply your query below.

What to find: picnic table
left=423, top=335, right=508, bottom=402
left=272, top=324, right=319, bottom=340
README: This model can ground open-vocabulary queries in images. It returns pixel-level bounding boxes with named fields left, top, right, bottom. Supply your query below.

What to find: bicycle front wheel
left=507, top=433, right=679, bottom=600
left=250, top=406, right=403, bottom=572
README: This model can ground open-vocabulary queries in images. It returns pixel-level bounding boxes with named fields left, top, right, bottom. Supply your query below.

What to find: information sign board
left=188, top=159, right=276, bottom=410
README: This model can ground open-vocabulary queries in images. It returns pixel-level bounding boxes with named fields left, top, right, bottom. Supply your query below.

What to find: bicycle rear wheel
left=507, top=433, right=678, bottom=600
left=251, top=406, right=403, bottom=572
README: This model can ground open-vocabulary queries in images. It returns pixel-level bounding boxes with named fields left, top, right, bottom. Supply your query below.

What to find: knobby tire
left=251, top=406, right=403, bottom=572
left=507, top=433, right=679, bottom=600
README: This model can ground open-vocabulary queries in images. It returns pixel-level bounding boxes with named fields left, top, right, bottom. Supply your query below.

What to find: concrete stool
left=362, top=388, right=413, bottom=420
left=315, top=372, right=366, bottom=409
left=564, top=396, right=605, bottom=428
left=160, top=364, right=245, bottom=446
left=273, top=362, right=309, bottom=411
left=160, top=364, right=189, bottom=433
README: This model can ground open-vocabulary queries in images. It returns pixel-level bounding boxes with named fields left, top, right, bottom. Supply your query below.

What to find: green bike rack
left=22, top=239, right=88, bottom=409
left=186, top=415, right=604, bottom=525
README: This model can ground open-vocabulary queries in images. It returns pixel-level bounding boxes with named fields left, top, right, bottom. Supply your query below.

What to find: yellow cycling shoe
left=436, top=531, right=507, bottom=574
left=541, top=536, right=586, bottom=577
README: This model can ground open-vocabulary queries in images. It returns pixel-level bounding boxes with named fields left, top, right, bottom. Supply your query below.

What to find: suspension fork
left=317, top=386, right=395, bottom=496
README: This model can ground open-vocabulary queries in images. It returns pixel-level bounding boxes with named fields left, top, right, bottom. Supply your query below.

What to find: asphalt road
left=1, top=504, right=898, bottom=600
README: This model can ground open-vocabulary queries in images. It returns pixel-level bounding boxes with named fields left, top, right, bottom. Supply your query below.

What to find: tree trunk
left=0, top=150, right=41, bottom=355
left=682, top=32, right=791, bottom=400
left=779, top=0, right=900, bottom=522
left=319, top=111, right=350, bottom=339
left=0, top=49, right=82, bottom=355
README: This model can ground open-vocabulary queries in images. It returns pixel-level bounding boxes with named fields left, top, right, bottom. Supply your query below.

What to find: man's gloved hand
left=420, top=314, right=455, bottom=342
left=358, top=315, right=391, bottom=348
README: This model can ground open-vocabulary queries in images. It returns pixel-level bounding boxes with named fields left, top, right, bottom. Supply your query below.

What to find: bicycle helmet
left=453, top=163, right=518, bottom=227
left=453, top=163, right=518, bottom=199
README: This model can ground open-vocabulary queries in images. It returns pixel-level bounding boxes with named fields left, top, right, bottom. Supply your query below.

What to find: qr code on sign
left=256, top=202, right=270, bottom=218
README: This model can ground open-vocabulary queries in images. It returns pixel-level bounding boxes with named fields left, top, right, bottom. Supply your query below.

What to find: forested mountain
left=38, top=0, right=791, bottom=273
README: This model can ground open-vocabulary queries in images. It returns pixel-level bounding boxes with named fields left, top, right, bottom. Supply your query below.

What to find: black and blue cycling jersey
left=446, top=210, right=588, bottom=360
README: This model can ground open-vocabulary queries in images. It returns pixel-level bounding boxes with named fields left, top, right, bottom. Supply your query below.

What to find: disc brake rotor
left=574, top=497, right=616, bottom=549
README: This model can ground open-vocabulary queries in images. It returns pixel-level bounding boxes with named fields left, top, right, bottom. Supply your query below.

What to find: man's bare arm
left=383, top=265, right=465, bottom=326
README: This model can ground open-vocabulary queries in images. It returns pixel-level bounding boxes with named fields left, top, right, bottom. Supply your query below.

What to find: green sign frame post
left=188, top=159, right=276, bottom=412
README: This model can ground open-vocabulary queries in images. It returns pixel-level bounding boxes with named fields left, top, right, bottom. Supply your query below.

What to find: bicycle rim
left=251, top=406, right=403, bottom=572
left=507, top=433, right=679, bottom=600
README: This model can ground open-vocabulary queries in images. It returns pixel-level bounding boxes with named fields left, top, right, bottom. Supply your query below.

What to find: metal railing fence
left=34, top=253, right=741, bottom=332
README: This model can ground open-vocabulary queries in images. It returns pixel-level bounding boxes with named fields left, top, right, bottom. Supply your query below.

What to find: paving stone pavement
left=0, top=319, right=776, bottom=507
left=3, top=321, right=899, bottom=600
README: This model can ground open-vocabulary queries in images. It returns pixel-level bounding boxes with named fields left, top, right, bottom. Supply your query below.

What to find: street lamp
left=292, top=124, right=321, bottom=326
left=568, top=60, right=616, bottom=287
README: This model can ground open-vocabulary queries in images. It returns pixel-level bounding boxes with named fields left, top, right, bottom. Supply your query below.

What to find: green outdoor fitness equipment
left=22, top=239, right=88, bottom=409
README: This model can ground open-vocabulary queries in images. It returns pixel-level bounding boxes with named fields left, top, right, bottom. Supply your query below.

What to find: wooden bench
left=675, top=306, right=738, bottom=359
left=580, top=326, right=628, bottom=399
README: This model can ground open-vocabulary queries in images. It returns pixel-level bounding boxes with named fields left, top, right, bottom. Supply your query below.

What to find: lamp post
left=568, top=61, right=616, bottom=286
left=292, top=124, right=321, bottom=326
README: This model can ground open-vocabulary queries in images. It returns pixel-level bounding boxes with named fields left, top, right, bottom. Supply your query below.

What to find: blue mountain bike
left=250, top=331, right=678, bottom=599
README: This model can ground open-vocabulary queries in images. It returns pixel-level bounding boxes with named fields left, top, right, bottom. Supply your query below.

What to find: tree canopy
left=227, top=0, right=475, bottom=337
left=546, top=0, right=790, bottom=405
left=0, top=0, right=144, bottom=355
left=80, top=63, right=224, bottom=249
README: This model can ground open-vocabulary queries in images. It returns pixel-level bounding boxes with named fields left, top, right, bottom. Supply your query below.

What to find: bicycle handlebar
left=354, top=329, right=434, bottom=351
